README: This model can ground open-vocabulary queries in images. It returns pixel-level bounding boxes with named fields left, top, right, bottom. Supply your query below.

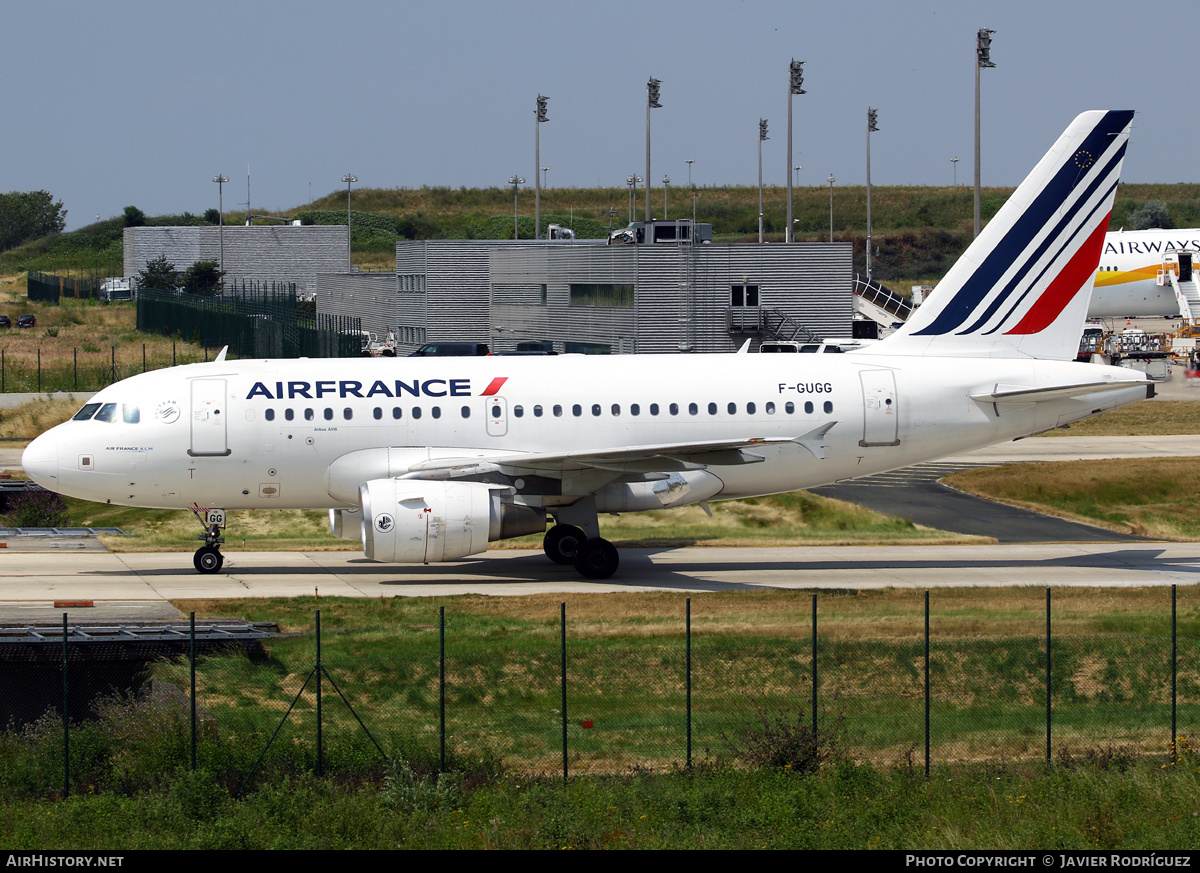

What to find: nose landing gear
left=190, top=506, right=226, bottom=574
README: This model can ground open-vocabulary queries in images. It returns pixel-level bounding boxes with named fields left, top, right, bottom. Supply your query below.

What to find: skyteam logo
left=245, top=376, right=508, bottom=401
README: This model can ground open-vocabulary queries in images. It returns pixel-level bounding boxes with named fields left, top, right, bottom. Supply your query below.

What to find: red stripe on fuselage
left=481, top=377, right=508, bottom=396
left=1006, top=213, right=1111, bottom=335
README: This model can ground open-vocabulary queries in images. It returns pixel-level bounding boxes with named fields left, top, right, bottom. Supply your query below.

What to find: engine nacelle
left=359, top=479, right=546, bottom=563
left=328, top=508, right=363, bottom=542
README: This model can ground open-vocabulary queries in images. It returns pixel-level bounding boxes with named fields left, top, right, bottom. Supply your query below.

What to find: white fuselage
left=23, top=352, right=1148, bottom=515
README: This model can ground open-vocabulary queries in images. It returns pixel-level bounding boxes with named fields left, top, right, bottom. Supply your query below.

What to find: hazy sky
left=4, top=0, right=1194, bottom=230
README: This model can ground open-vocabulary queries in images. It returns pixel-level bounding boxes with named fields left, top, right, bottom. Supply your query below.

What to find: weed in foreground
left=720, top=703, right=847, bottom=773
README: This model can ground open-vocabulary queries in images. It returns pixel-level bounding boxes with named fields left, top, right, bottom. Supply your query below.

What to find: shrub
left=2, top=488, right=70, bottom=528
left=722, top=704, right=846, bottom=773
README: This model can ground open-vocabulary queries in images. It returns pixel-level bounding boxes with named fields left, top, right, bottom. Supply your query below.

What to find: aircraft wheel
left=194, top=546, right=224, bottom=574
left=574, top=538, right=619, bottom=580
left=543, top=524, right=587, bottom=565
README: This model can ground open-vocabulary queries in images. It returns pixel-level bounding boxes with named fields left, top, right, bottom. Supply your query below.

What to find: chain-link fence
left=2, top=588, right=1196, bottom=798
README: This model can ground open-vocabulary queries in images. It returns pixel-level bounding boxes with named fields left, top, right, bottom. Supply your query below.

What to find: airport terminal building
left=125, top=222, right=855, bottom=354
left=318, top=235, right=854, bottom=355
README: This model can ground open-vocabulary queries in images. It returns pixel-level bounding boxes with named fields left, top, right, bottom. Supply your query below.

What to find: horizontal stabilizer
left=970, top=379, right=1150, bottom=404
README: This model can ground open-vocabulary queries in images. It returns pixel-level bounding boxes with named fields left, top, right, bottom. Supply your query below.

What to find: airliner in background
left=1093, top=227, right=1200, bottom=318
left=23, top=110, right=1152, bottom=580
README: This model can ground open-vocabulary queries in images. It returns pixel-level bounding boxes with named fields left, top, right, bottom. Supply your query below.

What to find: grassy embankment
left=5, top=181, right=1199, bottom=283
left=3, top=589, right=1200, bottom=848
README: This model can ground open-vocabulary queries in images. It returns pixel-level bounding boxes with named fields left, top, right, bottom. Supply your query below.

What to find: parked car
left=16, top=314, right=36, bottom=328
left=408, top=343, right=490, bottom=357
left=0, top=315, right=10, bottom=328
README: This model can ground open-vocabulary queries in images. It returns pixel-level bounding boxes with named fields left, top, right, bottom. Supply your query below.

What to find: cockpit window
left=123, top=405, right=140, bottom=424
left=93, top=403, right=118, bottom=423
left=72, top=403, right=102, bottom=421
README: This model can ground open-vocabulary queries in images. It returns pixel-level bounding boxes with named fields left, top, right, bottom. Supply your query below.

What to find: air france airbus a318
left=23, top=110, right=1152, bottom=580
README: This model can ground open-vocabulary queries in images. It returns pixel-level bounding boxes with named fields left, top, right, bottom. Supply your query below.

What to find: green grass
left=3, top=588, right=1200, bottom=848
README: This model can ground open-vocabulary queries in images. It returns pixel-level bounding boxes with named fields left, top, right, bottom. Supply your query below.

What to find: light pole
left=646, top=77, right=661, bottom=221
left=213, top=174, right=228, bottom=291
left=827, top=173, right=835, bottom=243
left=975, top=28, right=995, bottom=238
left=866, top=107, right=879, bottom=279
left=786, top=59, right=805, bottom=243
left=662, top=175, right=670, bottom=221
left=509, top=175, right=525, bottom=239
left=951, top=156, right=959, bottom=187
left=626, top=174, right=642, bottom=224
left=535, top=95, right=548, bottom=240
left=685, top=159, right=696, bottom=227
left=341, top=173, right=357, bottom=271
left=541, top=166, right=550, bottom=188
left=758, top=118, right=769, bottom=243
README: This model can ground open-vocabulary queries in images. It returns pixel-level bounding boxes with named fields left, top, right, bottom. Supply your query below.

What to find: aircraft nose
left=21, top=433, right=59, bottom=488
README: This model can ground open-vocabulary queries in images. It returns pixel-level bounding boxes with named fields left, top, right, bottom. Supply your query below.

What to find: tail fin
left=881, top=110, right=1133, bottom=359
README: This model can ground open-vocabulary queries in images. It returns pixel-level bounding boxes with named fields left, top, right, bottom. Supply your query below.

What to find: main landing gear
left=543, top=523, right=620, bottom=580
left=190, top=508, right=226, bottom=574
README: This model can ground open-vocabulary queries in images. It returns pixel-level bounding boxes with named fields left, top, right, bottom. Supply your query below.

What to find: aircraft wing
left=404, top=424, right=837, bottom=478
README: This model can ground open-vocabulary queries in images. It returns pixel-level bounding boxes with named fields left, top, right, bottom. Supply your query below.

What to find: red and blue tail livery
left=887, top=110, right=1134, bottom=359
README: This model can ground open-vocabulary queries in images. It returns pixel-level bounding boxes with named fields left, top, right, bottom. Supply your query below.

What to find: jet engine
left=359, top=479, right=545, bottom=563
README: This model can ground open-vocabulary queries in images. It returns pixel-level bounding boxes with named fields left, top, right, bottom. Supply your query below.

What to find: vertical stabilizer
left=882, top=110, right=1134, bottom=359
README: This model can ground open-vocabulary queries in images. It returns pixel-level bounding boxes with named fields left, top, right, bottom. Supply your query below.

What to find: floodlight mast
left=646, top=77, right=661, bottom=221
left=213, top=174, right=228, bottom=291
left=758, top=118, right=769, bottom=244
left=341, top=173, right=357, bottom=271
left=535, top=95, right=548, bottom=240
left=866, top=107, right=879, bottom=279
left=786, top=59, right=805, bottom=243
left=974, top=28, right=995, bottom=238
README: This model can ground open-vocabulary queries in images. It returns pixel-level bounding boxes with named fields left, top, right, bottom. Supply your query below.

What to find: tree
left=0, top=190, right=67, bottom=251
left=180, top=260, right=224, bottom=295
left=123, top=205, right=146, bottom=227
left=1129, top=200, right=1172, bottom=230
left=203, top=208, right=221, bottom=225
left=136, top=255, right=180, bottom=292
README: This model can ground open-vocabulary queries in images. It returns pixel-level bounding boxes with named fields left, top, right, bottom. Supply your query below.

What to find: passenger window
left=324, top=408, right=334, bottom=421
left=461, top=406, right=471, bottom=418
left=669, top=403, right=679, bottom=416
left=630, top=404, right=640, bottom=416
left=823, top=401, right=833, bottom=414
left=266, top=409, right=276, bottom=422
left=73, top=403, right=101, bottom=421
left=393, top=407, right=402, bottom=419
left=285, top=408, right=295, bottom=421
left=592, top=404, right=601, bottom=416
left=553, top=405, right=563, bottom=417
left=766, top=402, right=776, bottom=414
left=373, top=408, right=382, bottom=420
left=432, top=407, right=441, bottom=419
left=650, top=403, right=659, bottom=416
left=343, top=408, right=352, bottom=420
left=304, top=408, right=314, bottom=421
left=93, top=403, right=118, bottom=423
left=785, top=402, right=794, bottom=414
left=611, top=404, right=620, bottom=416
left=533, top=405, right=543, bottom=417
left=747, top=402, right=756, bottom=414
left=688, top=403, right=698, bottom=415
left=514, top=405, right=524, bottom=418
left=727, top=402, right=737, bottom=415
left=708, top=402, right=718, bottom=415
left=572, top=404, right=582, bottom=417
left=804, top=401, right=814, bottom=414
left=412, top=407, right=422, bottom=419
